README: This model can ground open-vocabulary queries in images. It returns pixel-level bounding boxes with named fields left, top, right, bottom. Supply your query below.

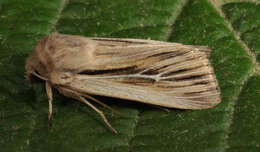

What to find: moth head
left=25, top=35, right=51, bottom=82
left=25, top=51, right=48, bottom=82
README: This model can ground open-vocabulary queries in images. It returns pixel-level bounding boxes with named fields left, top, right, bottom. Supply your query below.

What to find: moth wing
left=68, top=38, right=221, bottom=109
left=65, top=37, right=212, bottom=74
left=65, top=76, right=220, bottom=109
left=35, top=33, right=211, bottom=73
left=39, top=34, right=220, bottom=109
left=90, top=37, right=211, bottom=57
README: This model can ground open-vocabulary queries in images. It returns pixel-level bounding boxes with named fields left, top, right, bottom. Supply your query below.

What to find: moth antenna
left=83, top=94, right=123, bottom=116
left=33, top=71, right=47, bottom=81
left=45, top=82, right=53, bottom=128
left=78, top=96, right=118, bottom=134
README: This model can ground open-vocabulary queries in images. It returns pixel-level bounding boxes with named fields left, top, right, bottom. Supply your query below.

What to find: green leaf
left=0, top=0, right=259, bottom=151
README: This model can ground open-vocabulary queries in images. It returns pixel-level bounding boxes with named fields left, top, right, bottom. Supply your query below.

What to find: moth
left=26, top=33, right=221, bottom=134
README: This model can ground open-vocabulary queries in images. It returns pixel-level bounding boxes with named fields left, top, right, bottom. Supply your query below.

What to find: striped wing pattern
left=73, top=38, right=221, bottom=109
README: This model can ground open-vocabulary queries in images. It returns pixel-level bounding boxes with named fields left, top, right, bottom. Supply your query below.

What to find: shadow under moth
left=26, top=33, right=221, bottom=134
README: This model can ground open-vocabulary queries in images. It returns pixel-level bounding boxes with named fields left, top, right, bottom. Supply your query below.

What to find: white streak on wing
left=77, top=74, right=161, bottom=82
left=161, top=67, right=211, bottom=80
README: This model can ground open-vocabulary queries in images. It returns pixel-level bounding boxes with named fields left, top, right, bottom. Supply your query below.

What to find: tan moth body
left=26, top=33, right=221, bottom=133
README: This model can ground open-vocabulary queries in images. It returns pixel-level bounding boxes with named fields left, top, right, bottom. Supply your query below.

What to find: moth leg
left=45, top=82, right=53, bottom=128
left=78, top=96, right=118, bottom=134
left=83, top=94, right=123, bottom=116
left=57, top=87, right=118, bottom=134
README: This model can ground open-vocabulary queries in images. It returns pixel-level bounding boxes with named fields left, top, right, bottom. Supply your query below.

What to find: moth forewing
left=25, top=33, right=221, bottom=133
left=68, top=43, right=220, bottom=109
